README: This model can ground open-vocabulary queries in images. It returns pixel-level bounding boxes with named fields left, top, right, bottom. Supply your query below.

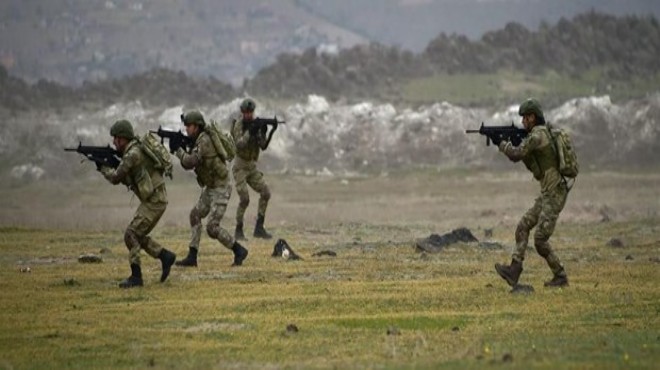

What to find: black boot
left=544, top=272, right=569, bottom=287
left=119, top=264, right=143, bottom=288
left=235, top=222, right=247, bottom=241
left=158, top=249, right=176, bottom=282
left=253, top=214, right=272, bottom=239
left=175, top=247, right=198, bottom=267
left=231, top=241, right=249, bottom=266
left=495, top=259, right=523, bottom=287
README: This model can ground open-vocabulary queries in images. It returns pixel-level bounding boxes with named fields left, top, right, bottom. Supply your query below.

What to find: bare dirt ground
left=0, top=168, right=659, bottom=369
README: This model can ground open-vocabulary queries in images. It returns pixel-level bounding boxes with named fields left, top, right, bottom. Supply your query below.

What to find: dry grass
left=0, top=168, right=659, bottom=369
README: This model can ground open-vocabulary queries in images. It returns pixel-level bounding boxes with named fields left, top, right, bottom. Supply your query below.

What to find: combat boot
left=234, top=222, right=247, bottom=241
left=119, top=264, right=143, bottom=288
left=544, top=273, right=569, bottom=287
left=158, top=249, right=176, bottom=282
left=231, top=241, right=249, bottom=266
left=253, top=214, right=272, bottom=239
left=495, top=259, right=523, bottom=287
left=175, top=247, right=198, bottom=267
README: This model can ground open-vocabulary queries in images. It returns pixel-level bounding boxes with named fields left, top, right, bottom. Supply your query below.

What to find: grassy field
left=400, top=69, right=660, bottom=107
left=0, top=168, right=659, bottom=369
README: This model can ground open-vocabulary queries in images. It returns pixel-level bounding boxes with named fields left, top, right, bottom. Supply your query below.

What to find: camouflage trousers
left=124, top=186, right=167, bottom=265
left=232, top=159, right=271, bottom=224
left=189, top=185, right=234, bottom=250
left=513, top=182, right=568, bottom=277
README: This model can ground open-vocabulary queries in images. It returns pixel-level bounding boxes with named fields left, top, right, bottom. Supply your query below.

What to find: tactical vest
left=232, top=118, right=261, bottom=162
left=522, top=126, right=557, bottom=181
left=124, top=140, right=165, bottom=201
left=194, top=132, right=229, bottom=188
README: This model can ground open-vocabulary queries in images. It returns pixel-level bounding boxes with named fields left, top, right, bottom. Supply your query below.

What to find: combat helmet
left=181, top=110, right=206, bottom=127
left=240, top=98, right=256, bottom=112
left=110, top=119, right=135, bottom=140
left=518, top=98, right=544, bottom=120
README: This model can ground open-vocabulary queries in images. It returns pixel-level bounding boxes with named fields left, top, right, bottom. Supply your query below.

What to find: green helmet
left=181, top=110, right=205, bottom=127
left=110, top=119, right=135, bottom=140
left=240, top=98, right=256, bottom=112
left=518, top=98, right=544, bottom=120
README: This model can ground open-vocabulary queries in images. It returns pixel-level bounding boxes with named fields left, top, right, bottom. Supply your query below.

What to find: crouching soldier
left=100, top=120, right=176, bottom=288
left=174, top=111, right=248, bottom=267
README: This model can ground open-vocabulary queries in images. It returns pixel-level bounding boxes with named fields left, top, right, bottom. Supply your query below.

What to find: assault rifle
left=150, top=126, right=195, bottom=153
left=466, top=122, right=528, bottom=146
left=244, top=117, right=285, bottom=150
left=245, top=117, right=286, bottom=135
left=64, top=142, right=121, bottom=170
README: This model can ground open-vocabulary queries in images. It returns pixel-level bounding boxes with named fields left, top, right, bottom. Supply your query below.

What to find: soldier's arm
left=498, top=130, right=542, bottom=162
left=175, top=145, right=201, bottom=170
left=232, top=120, right=252, bottom=150
left=101, top=150, right=136, bottom=185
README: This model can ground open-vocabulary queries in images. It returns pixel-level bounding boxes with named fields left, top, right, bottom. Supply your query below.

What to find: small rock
left=649, top=257, right=660, bottom=263
left=510, top=284, right=534, bottom=294
left=286, top=324, right=298, bottom=333
left=19, top=266, right=31, bottom=273
left=625, top=254, right=634, bottom=261
left=78, top=254, right=103, bottom=263
left=606, top=238, right=624, bottom=248
left=451, top=326, right=460, bottom=332
left=502, top=353, right=513, bottom=362
left=386, top=326, right=400, bottom=336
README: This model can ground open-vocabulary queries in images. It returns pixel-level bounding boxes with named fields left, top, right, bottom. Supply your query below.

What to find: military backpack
left=139, top=133, right=174, bottom=178
left=546, top=124, right=579, bottom=178
left=206, top=120, right=236, bottom=162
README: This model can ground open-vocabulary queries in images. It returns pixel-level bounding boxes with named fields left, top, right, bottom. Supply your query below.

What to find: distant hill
left=2, top=11, right=660, bottom=111
left=1, top=0, right=659, bottom=86
left=246, top=12, right=660, bottom=102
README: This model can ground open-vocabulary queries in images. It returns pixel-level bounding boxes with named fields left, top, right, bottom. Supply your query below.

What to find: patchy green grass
left=0, top=169, right=659, bottom=368
left=401, top=69, right=660, bottom=106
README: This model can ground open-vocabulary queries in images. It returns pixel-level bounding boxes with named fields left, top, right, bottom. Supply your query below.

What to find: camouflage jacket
left=499, top=125, right=561, bottom=193
left=101, top=139, right=166, bottom=202
left=176, top=131, right=228, bottom=188
left=231, top=116, right=268, bottom=162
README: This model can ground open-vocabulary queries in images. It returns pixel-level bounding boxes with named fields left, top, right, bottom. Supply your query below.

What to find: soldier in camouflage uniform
left=100, top=120, right=177, bottom=288
left=174, top=111, right=249, bottom=267
left=231, top=98, right=276, bottom=240
left=494, top=99, right=569, bottom=288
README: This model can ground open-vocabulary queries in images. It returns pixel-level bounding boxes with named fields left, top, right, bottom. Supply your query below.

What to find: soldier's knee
left=260, top=186, right=271, bottom=201
left=239, top=196, right=250, bottom=209
left=190, top=208, right=202, bottom=227
left=534, top=239, right=551, bottom=258
left=206, top=223, right=219, bottom=239
left=124, top=229, right=139, bottom=250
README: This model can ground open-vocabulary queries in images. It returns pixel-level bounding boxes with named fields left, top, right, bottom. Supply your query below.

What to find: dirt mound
left=415, top=228, right=479, bottom=253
